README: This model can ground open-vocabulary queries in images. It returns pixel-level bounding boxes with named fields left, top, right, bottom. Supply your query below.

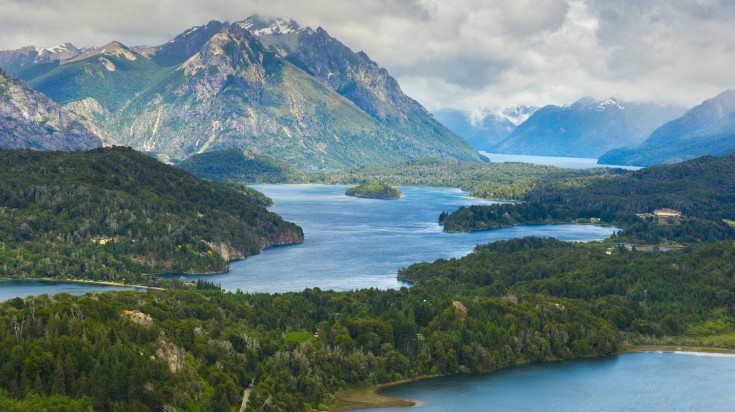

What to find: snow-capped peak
left=240, top=15, right=305, bottom=36
left=500, top=105, right=540, bottom=126
left=596, top=98, right=625, bottom=111
left=36, top=44, right=70, bottom=54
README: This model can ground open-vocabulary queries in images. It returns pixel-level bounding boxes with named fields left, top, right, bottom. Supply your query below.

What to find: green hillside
left=177, top=149, right=308, bottom=183
left=0, top=147, right=303, bottom=281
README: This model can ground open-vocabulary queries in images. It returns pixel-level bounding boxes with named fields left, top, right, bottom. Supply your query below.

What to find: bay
left=369, top=352, right=735, bottom=411
left=0, top=279, right=147, bottom=302
left=173, top=185, right=617, bottom=293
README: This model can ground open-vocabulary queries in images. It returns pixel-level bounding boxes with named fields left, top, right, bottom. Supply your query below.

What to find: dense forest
left=344, top=183, right=402, bottom=199
left=3, top=235, right=735, bottom=410
left=442, top=153, right=735, bottom=245
left=306, top=158, right=628, bottom=192
left=471, top=153, right=735, bottom=219
left=177, top=153, right=629, bottom=192
left=177, top=149, right=309, bottom=184
left=3, top=150, right=735, bottom=410
left=0, top=147, right=303, bottom=282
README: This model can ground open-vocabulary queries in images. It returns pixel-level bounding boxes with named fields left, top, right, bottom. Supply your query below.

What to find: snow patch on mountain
left=240, top=16, right=305, bottom=36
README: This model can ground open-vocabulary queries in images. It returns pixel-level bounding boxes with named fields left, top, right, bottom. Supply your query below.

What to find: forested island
left=0, top=147, right=303, bottom=283
left=345, top=183, right=402, bottom=199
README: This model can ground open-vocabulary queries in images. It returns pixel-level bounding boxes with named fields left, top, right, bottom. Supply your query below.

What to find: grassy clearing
left=283, top=331, right=315, bottom=344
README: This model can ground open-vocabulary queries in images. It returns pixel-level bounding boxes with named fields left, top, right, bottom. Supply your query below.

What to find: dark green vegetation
left=2, top=149, right=735, bottom=410
left=0, top=147, right=303, bottom=282
left=4, top=235, right=735, bottom=410
left=492, top=97, right=685, bottom=158
left=15, top=20, right=480, bottom=169
left=447, top=153, right=735, bottom=243
left=345, top=183, right=402, bottom=200
left=399, top=237, right=735, bottom=340
left=177, top=149, right=308, bottom=183
left=0, top=275, right=618, bottom=411
left=308, top=158, right=628, bottom=192
left=600, top=90, right=735, bottom=166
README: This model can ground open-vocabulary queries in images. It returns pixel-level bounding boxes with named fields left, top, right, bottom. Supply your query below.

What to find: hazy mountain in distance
left=493, top=97, right=686, bottom=158
left=599, top=89, right=735, bottom=166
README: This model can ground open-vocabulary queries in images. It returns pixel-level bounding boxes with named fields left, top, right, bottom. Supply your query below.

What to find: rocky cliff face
left=5, top=17, right=480, bottom=168
left=0, top=43, right=82, bottom=75
left=244, top=16, right=477, bottom=161
left=0, top=68, right=102, bottom=150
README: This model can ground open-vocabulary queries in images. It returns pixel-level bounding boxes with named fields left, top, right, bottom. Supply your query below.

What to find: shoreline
left=332, top=344, right=735, bottom=411
left=0, top=277, right=165, bottom=291
left=332, top=376, right=439, bottom=411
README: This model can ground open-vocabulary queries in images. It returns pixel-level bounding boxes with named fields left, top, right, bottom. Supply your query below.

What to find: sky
left=1, top=0, right=733, bottom=116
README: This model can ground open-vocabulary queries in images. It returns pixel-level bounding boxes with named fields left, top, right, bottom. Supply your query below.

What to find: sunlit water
left=173, top=185, right=616, bottom=293
left=368, top=352, right=735, bottom=411
left=480, top=151, right=641, bottom=170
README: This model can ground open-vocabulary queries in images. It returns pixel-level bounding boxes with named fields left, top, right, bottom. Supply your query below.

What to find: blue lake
left=368, top=352, right=735, bottom=412
left=480, top=151, right=641, bottom=170
left=0, top=279, right=147, bottom=302
left=174, top=184, right=616, bottom=293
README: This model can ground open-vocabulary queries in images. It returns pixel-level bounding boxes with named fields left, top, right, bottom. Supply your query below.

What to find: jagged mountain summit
left=0, top=68, right=102, bottom=151
left=0, top=43, right=83, bottom=75
left=492, top=97, right=686, bottom=158
left=241, top=16, right=476, bottom=163
left=0, top=16, right=481, bottom=168
left=599, top=89, right=735, bottom=166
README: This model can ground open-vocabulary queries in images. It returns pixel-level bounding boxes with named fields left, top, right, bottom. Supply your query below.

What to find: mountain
left=134, top=20, right=230, bottom=66
left=241, top=16, right=479, bottom=164
left=598, top=90, right=735, bottom=166
left=0, top=68, right=102, bottom=150
left=0, top=146, right=303, bottom=280
left=0, top=43, right=82, bottom=77
left=432, top=106, right=539, bottom=151
left=492, top=97, right=686, bottom=158
left=6, top=17, right=481, bottom=168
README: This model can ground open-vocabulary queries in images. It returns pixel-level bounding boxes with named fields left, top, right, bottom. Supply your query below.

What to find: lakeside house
left=653, top=208, right=682, bottom=217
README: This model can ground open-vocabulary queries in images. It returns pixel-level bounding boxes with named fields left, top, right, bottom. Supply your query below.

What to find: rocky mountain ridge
left=0, top=68, right=102, bottom=150
left=0, top=16, right=481, bottom=168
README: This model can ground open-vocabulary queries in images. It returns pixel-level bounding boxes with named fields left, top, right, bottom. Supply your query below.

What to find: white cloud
left=0, top=0, right=732, bottom=112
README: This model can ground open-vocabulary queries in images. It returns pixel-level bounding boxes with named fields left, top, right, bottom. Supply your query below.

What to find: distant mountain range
left=599, top=90, right=735, bottom=166
left=492, top=97, right=686, bottom=158
left=0, top=16, right=481, bottom=168
left=432, top=106, right=538, bottom=152
left=0, top=68, right=102, bottom=150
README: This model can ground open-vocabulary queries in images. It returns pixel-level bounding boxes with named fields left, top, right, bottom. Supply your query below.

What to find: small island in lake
left=345, top=183, right=403, bottom=199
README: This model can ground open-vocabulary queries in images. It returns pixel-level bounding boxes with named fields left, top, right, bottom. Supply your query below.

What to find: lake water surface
left=0, top=279, right=147, bottom=302
left=480, top=151, right=641, bottom=170
left=174, top=185, right=616, bottom=293
left=368, top=352, right=735, bottom=412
